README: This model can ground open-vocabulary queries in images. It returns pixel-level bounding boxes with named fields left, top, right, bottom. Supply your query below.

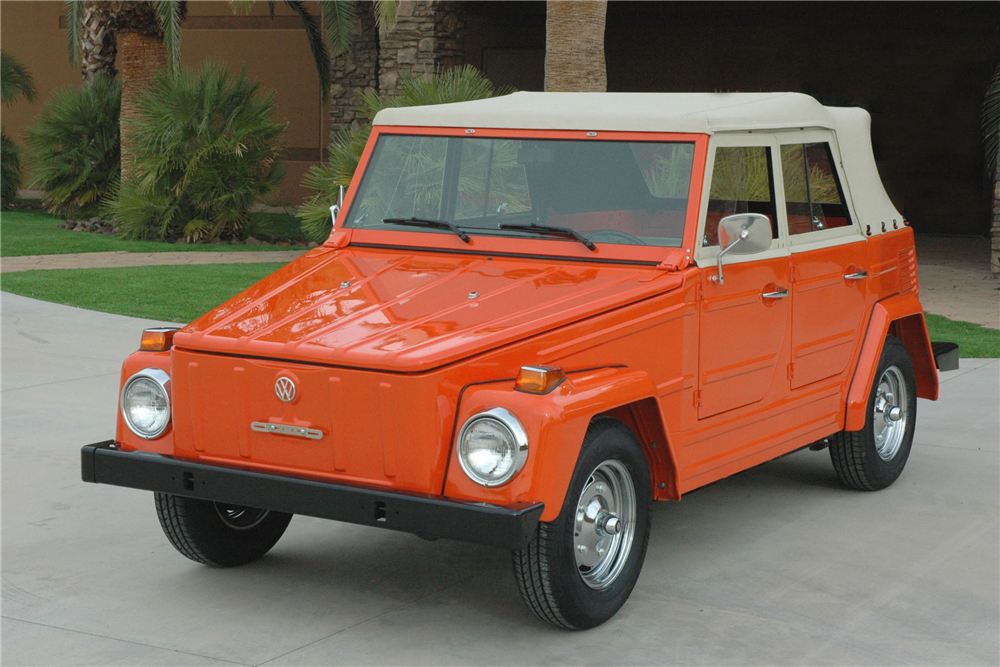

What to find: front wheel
left=829, top=335, right=917, bottom=491
left=512, top=418, right=652, bottom=629
left=154, top=493, right=292, bottom=567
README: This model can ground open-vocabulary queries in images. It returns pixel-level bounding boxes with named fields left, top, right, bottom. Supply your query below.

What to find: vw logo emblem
left=274, top=377, right=297, bottom=403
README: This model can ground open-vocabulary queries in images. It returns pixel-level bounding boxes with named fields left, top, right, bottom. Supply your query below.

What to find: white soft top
left=373, top=92, right=903, bottom=231
left=373, top=91, right=835, bottom=134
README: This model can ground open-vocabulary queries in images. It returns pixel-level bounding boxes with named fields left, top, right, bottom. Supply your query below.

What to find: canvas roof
left=373, top=91, right=837, bottom=134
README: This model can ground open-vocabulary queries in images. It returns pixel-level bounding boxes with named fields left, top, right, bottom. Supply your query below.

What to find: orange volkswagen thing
left=82, top=92, right=958, bottom=629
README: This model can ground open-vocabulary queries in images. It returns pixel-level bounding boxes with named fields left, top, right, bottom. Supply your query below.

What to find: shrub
left=1, top=49, right=36, bottom=208
left=105, top=61, right=285, bottom=242
left=24, top=75, right=121, bottom=217
left=298, top=65, right=514, bottom=242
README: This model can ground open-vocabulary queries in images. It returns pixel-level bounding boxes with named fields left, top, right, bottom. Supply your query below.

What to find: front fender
left=443, top=366, right=669, bottom=522
left=844, top=293, right=938, bottom=431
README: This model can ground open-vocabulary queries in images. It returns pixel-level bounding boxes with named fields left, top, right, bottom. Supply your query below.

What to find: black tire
left=154, top=493, right=292, bottom=567
left=512, top=418, right=652, bottom=630
left=830, top=335, right=917, bottom=491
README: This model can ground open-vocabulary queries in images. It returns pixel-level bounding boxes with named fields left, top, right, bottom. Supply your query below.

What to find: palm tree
left=984, top=63, right=1000, bottom=274
left=1, top=49, right=37, bottom=207
left=544, top=0, right=607, bottom=92
left=66, top=1, right=398, bottom=177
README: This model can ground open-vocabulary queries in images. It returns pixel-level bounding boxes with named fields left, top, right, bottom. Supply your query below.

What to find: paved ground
left=2, top=235, right=996, bottom=328
left=2, top=292, right=997, bottom=666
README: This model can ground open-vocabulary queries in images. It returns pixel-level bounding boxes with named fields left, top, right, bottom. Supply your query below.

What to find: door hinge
left=787, top=363, right=795, bottom=380
left=693, top=389, right=702, bottom=408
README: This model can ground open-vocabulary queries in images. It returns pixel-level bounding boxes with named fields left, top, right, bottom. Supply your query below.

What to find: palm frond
left=373, top=0, right=398, bottom=37
left=152, top=0, right=183, bottom=76
left=983, top=62, right=1000, bottom=180
left=1, top=130, right=24, bottom=208
left=106, top=61, right=285, bottom=241
left=319, top=1, right=355, bottom=57
left=227, top=0, right=254, bottom=15
left=66, top=0, right=83, bottom=68
left=283, top=1, right=331, bottom=99
left=1, top=49, right=37, bottom=106
left=24, top=75, right=121, bottom=217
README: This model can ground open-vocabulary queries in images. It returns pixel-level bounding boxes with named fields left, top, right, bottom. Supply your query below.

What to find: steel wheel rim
left=214, top=503, right=269, bottom=530
left=873, top=365, right=908, bottom=461
left=573, top=460, right=637, bottom=590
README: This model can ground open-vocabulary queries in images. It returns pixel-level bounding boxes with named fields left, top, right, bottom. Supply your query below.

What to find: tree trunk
left=544, top=0, right=607, bottom=92
left=80, top=1, right=117, bottom=82
left=117, top=31, right=165, bottom=180
left=992, top=178, right=1000, bottom=275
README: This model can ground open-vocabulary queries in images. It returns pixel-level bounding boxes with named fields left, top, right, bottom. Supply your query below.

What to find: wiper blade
left=497, top=222, right=597, bottom=251
left=383, top=217, right=471, bottom=244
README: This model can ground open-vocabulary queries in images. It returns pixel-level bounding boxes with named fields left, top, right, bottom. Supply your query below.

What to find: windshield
left=344, top=135, right=696, bottom=248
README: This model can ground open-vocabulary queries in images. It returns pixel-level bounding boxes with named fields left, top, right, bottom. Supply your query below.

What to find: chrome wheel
left=214, top=503, right=269, bottom=530
left=573, top=460, right=637, bottom=590
left=873, top=365, right=908, bottom=461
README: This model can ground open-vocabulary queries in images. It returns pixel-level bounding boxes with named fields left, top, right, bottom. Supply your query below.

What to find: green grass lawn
left=924, top=314, right=1000, bottom=358
left=1, top=263, right=286, bottom=323
left=0, top=210, right=309, bottom=257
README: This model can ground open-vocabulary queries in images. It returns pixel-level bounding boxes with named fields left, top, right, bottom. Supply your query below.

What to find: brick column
left=327, top=4, right=380, bottom=138
left=378, top=1, right=465, bottom=96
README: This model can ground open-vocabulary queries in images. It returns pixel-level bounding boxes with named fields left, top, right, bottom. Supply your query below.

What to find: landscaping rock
left=245, top=237, right=262, bottom=246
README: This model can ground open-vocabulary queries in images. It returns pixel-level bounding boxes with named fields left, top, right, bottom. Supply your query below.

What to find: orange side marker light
left=514, top=365, right=566, bottom=394
left=140, top=328, right=178, bottom=351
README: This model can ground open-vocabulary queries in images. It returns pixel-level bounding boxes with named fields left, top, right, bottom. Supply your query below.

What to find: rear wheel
left=154, top=493, right=292, bottom=567
left=512, top=418, right=652, bottom=629
left=830, top=336, right=917, bottom=491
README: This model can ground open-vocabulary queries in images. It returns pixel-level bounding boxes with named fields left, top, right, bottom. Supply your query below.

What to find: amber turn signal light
left=515, top=365, right=566, bottom=394
left=140, top=328, right=178, bottom=351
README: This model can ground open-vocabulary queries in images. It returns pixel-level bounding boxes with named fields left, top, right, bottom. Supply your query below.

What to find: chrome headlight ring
left=456, top=407, right=529, bottom=487
left=120, top=367, right=171, bottom=439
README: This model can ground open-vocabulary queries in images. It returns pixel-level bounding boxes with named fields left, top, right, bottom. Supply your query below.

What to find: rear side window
left=780, top=143, right=852, bottom=235
left=703, top=146, right=777, bottom=246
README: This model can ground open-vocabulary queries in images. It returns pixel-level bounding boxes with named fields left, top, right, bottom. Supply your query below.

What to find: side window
left=780, top=142, right=852, bottom=235
left=704, top=146, right=777, bottom=246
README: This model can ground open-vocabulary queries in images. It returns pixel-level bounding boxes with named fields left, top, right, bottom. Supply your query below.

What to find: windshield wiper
left=497, top=222, right=597, bottom=251
left=383, top=217, right=471, bottom=244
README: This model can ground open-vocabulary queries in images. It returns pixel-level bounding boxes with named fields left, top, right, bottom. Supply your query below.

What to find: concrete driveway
left=2, top=292, right=997, bottom=666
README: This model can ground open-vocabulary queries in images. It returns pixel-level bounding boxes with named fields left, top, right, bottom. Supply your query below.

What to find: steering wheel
left=586, top=229, right=648, bottom=246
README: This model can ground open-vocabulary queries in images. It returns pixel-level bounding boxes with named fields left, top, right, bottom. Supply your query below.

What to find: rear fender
left=442, top=367, right=677, bottom=522
left=845, top=294, right=938, bottom=431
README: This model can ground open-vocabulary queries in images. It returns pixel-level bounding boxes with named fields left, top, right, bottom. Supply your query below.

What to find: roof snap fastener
left=468, top=291, right=480, bottom=300
left=340, top=281, right=351, bottom=289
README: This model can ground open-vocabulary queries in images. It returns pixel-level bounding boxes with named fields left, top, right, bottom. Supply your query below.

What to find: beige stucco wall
left=1, top=0, right=328, bottom=204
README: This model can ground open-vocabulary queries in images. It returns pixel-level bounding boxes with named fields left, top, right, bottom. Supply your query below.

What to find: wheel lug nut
left=577, top=544, right=588, bottom=553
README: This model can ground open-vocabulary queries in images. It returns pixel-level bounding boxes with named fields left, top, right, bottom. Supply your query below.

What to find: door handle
left=761, top=288, right=789, bottom=299
left=844, top=270, right=868, bottom=280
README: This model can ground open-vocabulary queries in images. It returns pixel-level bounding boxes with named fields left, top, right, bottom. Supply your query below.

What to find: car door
left=696, top=136, right=791, bottom=420
left=777, top=134, right=868, bottom=389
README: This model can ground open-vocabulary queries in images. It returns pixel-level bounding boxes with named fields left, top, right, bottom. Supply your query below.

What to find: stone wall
left=377, top=1, right=465, bottom=96
left=327, top=4, right=379, bottom=138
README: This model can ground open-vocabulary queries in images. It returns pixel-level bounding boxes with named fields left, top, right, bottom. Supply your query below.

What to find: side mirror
left=711, top=213, right=772, bottom=285
left=329, top=184, right=345, bottom=224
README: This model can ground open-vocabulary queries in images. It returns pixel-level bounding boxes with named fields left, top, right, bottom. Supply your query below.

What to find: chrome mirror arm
left=710, top=229, right=748, bottom=285
left=329, top=184, right=346, bottom=225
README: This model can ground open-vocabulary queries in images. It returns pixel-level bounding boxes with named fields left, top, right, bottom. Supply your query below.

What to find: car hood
left=174, top=246, right=682, bottom=372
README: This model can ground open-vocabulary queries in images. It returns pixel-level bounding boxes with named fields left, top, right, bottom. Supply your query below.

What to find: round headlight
left=457, top=407, right=528, bottom=487
left=121, top=368, right=171, bottom=439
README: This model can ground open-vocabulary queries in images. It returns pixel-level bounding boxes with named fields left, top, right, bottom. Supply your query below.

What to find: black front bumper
left=81, top=441, right=543, bottom=550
